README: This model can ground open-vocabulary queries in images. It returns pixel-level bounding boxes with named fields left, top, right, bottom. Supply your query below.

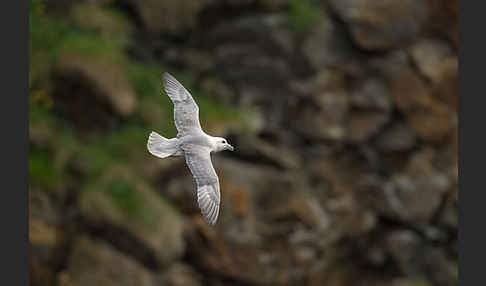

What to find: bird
left=147, top=72, right=234, bottom=226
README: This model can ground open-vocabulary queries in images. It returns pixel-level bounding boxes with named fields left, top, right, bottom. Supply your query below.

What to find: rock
left=391, top=68, right=453, bottom=143
left=163, top=48, right=214, bottom=72
left=302, top=14, right=356, bottom=70
left=210, top=157, right=285, bottom=230
left=204, top=15, right=294, bottom=90
left=29, top=186, right=62, bottom=226
left=375, top=122, right=416, bottom=152
left=29, top=120, right=56, bottom=148
left=159, top=263, right=202, bottom=286
left=392, top=278, right=434, bottom=286
left=231, top=136, right=301, bottom=169
left=387, top=230, right=423, bottom=275
left=368, top=50, right=410, bottom=79
left=128, top=0, right=215, bottom=34
left=433, top=57, right=458, bottom=111
left=65, top=235, right=155, bottom=286
left=347, top=111, right=388, bottom=143
left=30, top=216, right=59, bottom=247
left=53, top=55, right=136, bottom=128
left=309, top=263, right=356, bottom=286
left=350, top=77, right=391, bottom=111
left=166, top=174, right=201, bottom=215
left=439, top=195, right=457, bottom=229
left=261, top=0, right=289, bottom=10
left=267, top=192, right=331, bottom=229
left=31, top=262, right=57, bottom=286
left=226, top=0, right=253, bottom=6
left=381, top=149, right=451, bottom=222
left=30, top=216, right=63, bottom=286
left=184, top=218, right=268, bottom=284
left=427, top=0, right=458, bottom=48
left=79, top=166, right=185, bottom=266
left=328, top=0, right=427, bottom=50
left=409, top=39, right=455, bottom=84
left=71, top=3, right=131, bottom=43
left=200, top=77, right=236, bottom=105
left=290, top=89, right=349, bottom=142
left=424, top=248, right=458, bottom=286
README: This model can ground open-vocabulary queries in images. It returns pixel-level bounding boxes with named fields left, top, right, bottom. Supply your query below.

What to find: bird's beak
left=227, top=144, right=234, bottom=151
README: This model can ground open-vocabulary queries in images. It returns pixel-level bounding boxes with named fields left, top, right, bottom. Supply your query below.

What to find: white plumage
left=147, top=73, right=234, bottom=225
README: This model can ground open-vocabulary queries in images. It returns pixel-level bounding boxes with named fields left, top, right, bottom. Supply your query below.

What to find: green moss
left=29, top=99, right=56, bottom=126
left=196, top=95, right=240, bottom=123
left=126, top=61, right=166, bottom=98
left=56, top=32, right=126, bottom=62
left=106, top=177, right=157, bottom=228
left=105, top=124, right=152, bottom=159
left=107, top=178, right=140, bottom=215
left=30, top=1, right=72, bottom=79
left=29, top=149, right=60, bottom=188
left=30, top=0, right=128, bottom=83
left=287, top=0, right=324, bottom=37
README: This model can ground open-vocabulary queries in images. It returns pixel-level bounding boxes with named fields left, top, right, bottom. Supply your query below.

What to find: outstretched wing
left=163, top=72, right=202, bottom=136
left=183, top=144, right=220, bottom=225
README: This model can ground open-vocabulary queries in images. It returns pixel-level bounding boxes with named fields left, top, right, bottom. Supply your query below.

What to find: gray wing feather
left=183, top=144, right=220, bottom=225
left=162, top=73, right=202, bottom=136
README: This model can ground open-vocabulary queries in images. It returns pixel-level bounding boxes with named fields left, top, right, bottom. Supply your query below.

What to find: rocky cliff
left=29, top=0, right=457, bottom=285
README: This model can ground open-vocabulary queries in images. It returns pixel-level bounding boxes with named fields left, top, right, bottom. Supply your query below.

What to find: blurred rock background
left=29, top=0, right=458, bottom=285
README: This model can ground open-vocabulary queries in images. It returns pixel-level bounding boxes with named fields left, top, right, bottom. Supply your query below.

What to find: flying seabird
left=147, top=72, right=234, bottom=225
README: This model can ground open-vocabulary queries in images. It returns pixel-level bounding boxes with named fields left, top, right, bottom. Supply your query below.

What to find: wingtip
left=162, top=72, right=174, bottom=81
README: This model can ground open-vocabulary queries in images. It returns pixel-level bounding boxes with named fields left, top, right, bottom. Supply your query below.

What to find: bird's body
left=147, top=73, right=234, bottom=225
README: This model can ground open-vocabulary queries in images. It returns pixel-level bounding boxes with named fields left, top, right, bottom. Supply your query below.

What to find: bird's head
left=212, top=137, right=234, bottom=152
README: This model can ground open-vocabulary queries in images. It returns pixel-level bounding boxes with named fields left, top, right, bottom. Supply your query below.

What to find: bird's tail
left=147, top=131, right=181, bottom=158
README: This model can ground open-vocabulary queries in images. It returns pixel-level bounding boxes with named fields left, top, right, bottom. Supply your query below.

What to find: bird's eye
left=222, top=140, right=226, bottom=144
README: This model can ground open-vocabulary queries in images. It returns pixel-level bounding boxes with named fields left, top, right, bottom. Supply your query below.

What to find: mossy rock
left=79, top=166, right=185, bottom=266
left=53, top=53, right=136, bottom=118
left=127, top=0, right=215, bottom=34
left=71, top=3, right=132, bottom=44
left=287, top=0, right=325, bottom=37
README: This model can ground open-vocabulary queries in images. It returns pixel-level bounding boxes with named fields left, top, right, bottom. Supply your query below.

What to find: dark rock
left=375, top=122, right=416, bottom=152
left=328, top=0, right=427, bottom=50
left=347, top=111, right=388, bottom=143
left=290, top=89, right=350, bottom=142
left=302, top=14, right=357, bottom=70
left=427, top=0, right=458, bottom=48
left=350, top=77, right=391, bottom=111
left=184, top=218, right=268, bottom=284
left=200, top=77, right=236, bottom=105
left=386, top=230, right=424, bottom=276
left=423, top=247, right=458, bottom=286
left=30, top=216, right=64, bottom=286
left=166, top=174, right=201, bottom=215
left=230, top=136, right=301, bottom=169
left=53, top=55, right=136, bottom=130
left=163, top=48, right=214, bottom=72
left=391, top=68, right=453, bottom=143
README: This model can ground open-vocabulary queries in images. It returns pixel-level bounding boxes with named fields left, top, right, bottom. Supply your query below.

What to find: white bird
left=147, top=72, right=234, bottom=225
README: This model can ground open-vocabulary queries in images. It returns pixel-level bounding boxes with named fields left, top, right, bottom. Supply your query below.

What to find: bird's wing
left=183, top=144, right=220, bottom=225
left=162, top=72, right=202, bottom=137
